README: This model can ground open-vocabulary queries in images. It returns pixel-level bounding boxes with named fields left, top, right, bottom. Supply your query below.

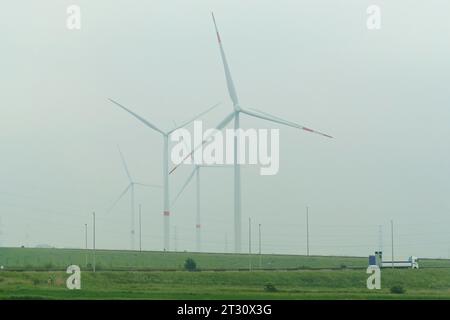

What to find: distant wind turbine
left=107, top=146, right=162, bottom=250
left=172, top=164, right=231, bottom=252
left=108, top=99, right=220, bottom=250
left=170, top=13, right=333, bottom=253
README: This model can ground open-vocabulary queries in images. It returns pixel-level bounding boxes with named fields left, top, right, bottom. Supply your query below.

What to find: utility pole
left=306, top=206, right=310, bottom=256
left=139, top=204, right=142, bottom=252
left=0, top=217, right=3, bottom=247
left=173, top=226, right=178, bottom=252
left=248, top=217, right=252, bottom=271
left=225, top=233, right=228, bottom=253
left=93, top=212, right=96, bottom=273
left=391, top=220, right=394, bottom=269
left=84, top=223, right=88, bottom=268
left=196, top=167, right=201, bottom=253
left=258, top=223, right=262, bottom=269
left=378, top=225, right=383, bottom=253
left=25, top=224, right=30, bottom=248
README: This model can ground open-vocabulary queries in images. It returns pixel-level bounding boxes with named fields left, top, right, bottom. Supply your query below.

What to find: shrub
left=264, top=283, right=278, bottom=292
left=184, top=258, right=197, bottom=271
left=340, top=264, right=347, bottom=269
left=390, top=285, right=405, bottom=294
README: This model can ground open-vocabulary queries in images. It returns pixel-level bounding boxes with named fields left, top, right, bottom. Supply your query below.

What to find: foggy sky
left=1, top=0, right=450, bottom=258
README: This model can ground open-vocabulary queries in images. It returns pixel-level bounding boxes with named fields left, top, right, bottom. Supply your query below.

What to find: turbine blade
left=167, top=103, right=221, bottom=134
left=171, top=167, right=197, bottom=207
left=108, top=98, right=165, bottom=135
left=248, top=107, right=301, bottom=126
left=241, top=108, right=333, bottom=139
left=117, top=145, right=132, bottom=183
left=107, top=184, right=131, bottom=213
left=169, top=111, right=235, bottom=174
left=212, top=13, right=239, bottom=108
left=134, top=182, right=163, bottom=189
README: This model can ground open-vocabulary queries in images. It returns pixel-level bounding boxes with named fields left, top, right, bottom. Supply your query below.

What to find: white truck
left=370, top=252, right=419, bottom=269
left=381, top=256, right=419, bottom=269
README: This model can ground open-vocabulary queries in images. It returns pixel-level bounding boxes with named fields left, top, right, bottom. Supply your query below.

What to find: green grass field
left=0, top=247, right=369, bottom=270
left=1, top=247, right=449, bottom=271
left=1, top=247, right=450, bottom=299
left=1, top=269, right=450, bottom=300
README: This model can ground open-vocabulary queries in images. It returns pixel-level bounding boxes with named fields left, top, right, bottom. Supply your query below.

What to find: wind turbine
left=170, top=13, right=333, bottom=253
left=107, top=146, right=162, bottom=250
left=108, top=99, right=220, bottom=250
left=172, top=164, right=231, bottom=252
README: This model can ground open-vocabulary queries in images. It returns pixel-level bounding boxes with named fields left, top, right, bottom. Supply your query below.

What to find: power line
left=391, top=220, right=394, bottom=269
left=139, top=204, right=142, bottom=252
left=93, top=212, right=96, bottom=273
left=84, top=223, right=88, bottom=268
left=306, top=206, right=310, bottom=256
left=259, top=223, right=262, bottom=269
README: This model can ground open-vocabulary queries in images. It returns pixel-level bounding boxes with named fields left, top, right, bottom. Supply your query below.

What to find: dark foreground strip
left=0, top=300, right=445, bottom=319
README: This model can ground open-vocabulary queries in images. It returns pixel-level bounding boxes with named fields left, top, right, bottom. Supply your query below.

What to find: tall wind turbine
left=108, top=99, right=220, bottom=250
left=108, top=146, right=162, bottom=250
left=212, top=13, right=333, bottom=253
left=171, top=14, right=333, bottom=253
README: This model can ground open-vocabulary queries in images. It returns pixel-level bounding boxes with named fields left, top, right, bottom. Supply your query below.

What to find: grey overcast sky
left=1, top=1, right=450, bottom=258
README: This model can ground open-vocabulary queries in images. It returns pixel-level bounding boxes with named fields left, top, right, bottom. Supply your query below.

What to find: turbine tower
left=108, top=146, right=162, bottom=250
left=108, top=99, right=220, bottom=250
left=171, top=14, right=333, bottom=253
